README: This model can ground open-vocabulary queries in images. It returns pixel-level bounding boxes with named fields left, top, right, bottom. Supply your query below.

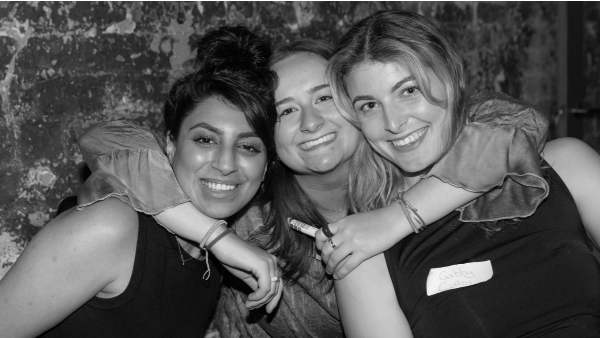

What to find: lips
left=201, top=180, right=238, bottom=191
left=300, top=132, right=336, bottom=150
left=391, top=127, right=427, bottom=147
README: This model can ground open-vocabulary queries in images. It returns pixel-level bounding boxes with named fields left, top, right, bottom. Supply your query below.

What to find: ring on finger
left=322, top=223, right=334, bottom=238
left=327, top=237, right=338, bottom=250
left=271, top=276, right=279, bottom=282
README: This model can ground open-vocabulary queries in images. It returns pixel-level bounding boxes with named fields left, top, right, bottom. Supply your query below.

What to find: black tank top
left=385, top=166, right=600, bottom=337
left=40, top=212, right=221, bottom=338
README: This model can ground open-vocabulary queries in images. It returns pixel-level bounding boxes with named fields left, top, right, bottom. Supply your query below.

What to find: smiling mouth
left=300, top=132, right=336, bottom=150
left=201, top=180, right=238, bottom=191
left=391, top=127, right=427, bottom=147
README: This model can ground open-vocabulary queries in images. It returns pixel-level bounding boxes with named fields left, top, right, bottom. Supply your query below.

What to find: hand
left=315, top=203, right=411, bottom=280
left=210, top=232, right=283, bottom=313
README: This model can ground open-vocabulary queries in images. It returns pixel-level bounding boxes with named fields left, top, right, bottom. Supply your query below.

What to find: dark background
left=1, top=1, right=599, bottom=278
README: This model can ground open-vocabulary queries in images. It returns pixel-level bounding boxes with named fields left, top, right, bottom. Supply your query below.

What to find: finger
left=319, top=238, right=334, bottom=265
left=246, top=260, right=271, bottom=303
left=326, top=244, right=351, bottom=275
left=266, top=278, right=283, bottom=313
left=332, top=254, right=355, bottom=280
left=314, top=229, right=328, bottom=250
left=321, top=232, right=343, bottom=265
left=252, top=256, right=279, bottom=308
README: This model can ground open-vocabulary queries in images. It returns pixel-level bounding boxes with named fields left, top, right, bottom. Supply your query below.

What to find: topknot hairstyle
left=163, top=25, right=278, bottom=165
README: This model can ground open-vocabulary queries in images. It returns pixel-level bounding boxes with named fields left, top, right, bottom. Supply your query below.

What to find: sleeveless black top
left=385, top=166, right=600, bottom=337
left=41, top=212, right=221, bottom=338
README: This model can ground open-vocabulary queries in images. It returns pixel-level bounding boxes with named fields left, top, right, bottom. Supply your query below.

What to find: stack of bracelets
left=394, top=191, right=426, bottom=233
left=199, top=220, right=229, bottom=280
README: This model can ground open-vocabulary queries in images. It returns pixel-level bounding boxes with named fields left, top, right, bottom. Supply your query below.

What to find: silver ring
left=327, top=237, right=337, bottom=250
left=271, top=276, right=279, bottom=282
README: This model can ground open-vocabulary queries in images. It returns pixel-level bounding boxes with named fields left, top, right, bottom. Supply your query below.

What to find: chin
left=197, top=204, right=240, bottom=220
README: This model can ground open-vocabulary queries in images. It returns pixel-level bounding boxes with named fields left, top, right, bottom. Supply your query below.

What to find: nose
left=211, top=146, right=238, bottom=176
left=383, top=105, right=408, bottom=134
left=299, top=107, right=324, bottom=133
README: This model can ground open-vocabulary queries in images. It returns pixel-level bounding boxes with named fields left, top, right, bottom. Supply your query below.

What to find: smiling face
left=346, top=61, right=451, bottom=179
left=272, top=52, right=361, bottom=175
left=167, top=96, right=267, bottom=219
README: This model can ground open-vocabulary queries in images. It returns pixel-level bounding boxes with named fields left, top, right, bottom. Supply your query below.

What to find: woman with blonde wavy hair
left=319, top=10, right=600, bottom=337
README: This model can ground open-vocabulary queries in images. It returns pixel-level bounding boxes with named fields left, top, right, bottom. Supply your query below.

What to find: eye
left=277, top=107, right=297, bottom=121
left=193, top=135, right=216, bottom=146
left=400, top=85, right=421, bottom=96
left=316, top=95, right=332, bottom=103
left=238, top=143, right=262, bottom=155
left=357, top=101, right=381, bottom=114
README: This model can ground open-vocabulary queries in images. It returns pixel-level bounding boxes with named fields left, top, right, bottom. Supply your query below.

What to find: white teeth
left=202, top=180, right=237, bottom=191
left=391, top=128, right=427, bottom=147
left=300, top=133, right=336, bottom=150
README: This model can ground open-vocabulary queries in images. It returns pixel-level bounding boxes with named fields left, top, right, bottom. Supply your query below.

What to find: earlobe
left=165, top=133, right=176, bottom=163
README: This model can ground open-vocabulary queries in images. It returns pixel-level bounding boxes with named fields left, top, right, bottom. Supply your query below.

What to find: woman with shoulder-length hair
left=322, top=10, right=600, bottom=337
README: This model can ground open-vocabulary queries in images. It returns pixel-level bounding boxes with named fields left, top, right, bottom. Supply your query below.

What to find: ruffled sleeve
left=422, top=92, right=550, bottom=222
left=77, top=120, right=190, bottom=215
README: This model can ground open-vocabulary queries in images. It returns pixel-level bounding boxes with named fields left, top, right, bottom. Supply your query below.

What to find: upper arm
left=0, top=198, right=138, bottom=337
left=334, top=254, right=412, bottom=338
left=543, top=137, right=600, bottom=245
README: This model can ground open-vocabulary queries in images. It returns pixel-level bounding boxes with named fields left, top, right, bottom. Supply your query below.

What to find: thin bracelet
left=395, top=194, right=420, bottom=233
left=199, top=220, right=227, bottom=280
left=401, top=192, right=426, bottom=230
left=395, top=191, right=426, bottom=233
left=206, top=228, right=232, bottom=251
left=200, top=220, right=227, bottom=249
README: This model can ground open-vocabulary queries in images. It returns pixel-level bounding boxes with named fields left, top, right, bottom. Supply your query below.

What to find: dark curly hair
left=163, top=26, right=278, bottom=167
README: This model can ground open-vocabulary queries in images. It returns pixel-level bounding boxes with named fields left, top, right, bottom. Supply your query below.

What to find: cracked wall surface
left=0, top=1, right=596, bottom=279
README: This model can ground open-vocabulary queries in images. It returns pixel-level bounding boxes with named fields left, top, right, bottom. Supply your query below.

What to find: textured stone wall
left=0, top=1, right=585, bottom=278
left=582, top=1, right=600, bottom=150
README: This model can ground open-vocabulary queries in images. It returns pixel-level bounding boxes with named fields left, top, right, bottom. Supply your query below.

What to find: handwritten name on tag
left=426, top=260, right=493, bottom=296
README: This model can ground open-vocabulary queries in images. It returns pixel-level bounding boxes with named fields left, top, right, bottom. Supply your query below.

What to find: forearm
left=401, top=176, right=481, bottom=227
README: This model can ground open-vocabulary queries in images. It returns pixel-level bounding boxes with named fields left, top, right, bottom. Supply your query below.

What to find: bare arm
left=0, top=199, right=138, bottom=337
left=318, top=178, right=480, bottom=278
left=335, top=254, right=412, bottom=338
left=317, top=93, right=549, bottom=279
left=542, top=137, right=600, bottom=245
left=76, top=121, right=282, bottom=312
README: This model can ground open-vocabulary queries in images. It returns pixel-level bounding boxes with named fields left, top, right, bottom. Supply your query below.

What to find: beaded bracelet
left=394, top=191, right=426, bottom=233
left=199, top=220, right=227, bottom=280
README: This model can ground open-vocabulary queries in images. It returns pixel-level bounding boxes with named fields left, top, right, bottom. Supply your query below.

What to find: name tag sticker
left=426, top=260, right=493, bottom=296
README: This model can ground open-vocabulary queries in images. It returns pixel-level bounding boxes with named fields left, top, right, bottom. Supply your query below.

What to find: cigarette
left=287, top=218, right=318, bottom=238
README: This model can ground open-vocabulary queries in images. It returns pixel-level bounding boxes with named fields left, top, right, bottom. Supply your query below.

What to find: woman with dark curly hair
left=0, top=26, right=282, bottom=338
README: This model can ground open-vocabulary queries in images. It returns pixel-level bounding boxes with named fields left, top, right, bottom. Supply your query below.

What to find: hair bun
left=192, top=25, right=272, bottom=74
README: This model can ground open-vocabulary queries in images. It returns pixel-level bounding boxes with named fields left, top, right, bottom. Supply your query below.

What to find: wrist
left=154, top=202, right=219, bottom=242
left=383, top=202, right=414, bottom=241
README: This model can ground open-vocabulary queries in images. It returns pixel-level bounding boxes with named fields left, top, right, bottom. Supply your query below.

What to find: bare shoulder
left=543, top=137, right=594, bottom=164
left=543, top=137, right=600, bottom=198
left=44, top=198, right=139, bottom=256
left=0, top=199, right=139, bottom=336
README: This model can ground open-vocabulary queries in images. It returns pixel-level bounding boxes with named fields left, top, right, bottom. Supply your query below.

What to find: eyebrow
left=274, top=84, right=330, bottom=107
left=188, top=122, right=258, bottom=139
left=390, top=76, right=415, bottom=93
left=274, top=97, right=293, bottom=107
left=352, top=76, right=415, bottom=105
left=308, top=84, right=330, bottom=94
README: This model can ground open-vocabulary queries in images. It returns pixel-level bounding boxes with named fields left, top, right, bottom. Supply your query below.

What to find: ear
left=165, top=132, right=176, bottom=164
left=262, top=163, right=268, bottom=182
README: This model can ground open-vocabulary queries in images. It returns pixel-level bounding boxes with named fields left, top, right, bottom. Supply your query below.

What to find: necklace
left=175, top=236, right=194, bottom=265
